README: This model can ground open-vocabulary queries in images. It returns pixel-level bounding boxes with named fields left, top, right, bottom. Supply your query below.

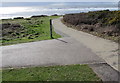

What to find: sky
left=1, top=0, right=120, bottom=2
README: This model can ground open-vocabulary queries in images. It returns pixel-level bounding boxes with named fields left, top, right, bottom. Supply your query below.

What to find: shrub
left=63, top=10, right=120, bottom=38
left=14, top=17, right=24, bottom=19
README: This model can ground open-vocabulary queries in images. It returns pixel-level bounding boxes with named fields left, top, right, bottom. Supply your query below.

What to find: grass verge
left=1, top=16, right=61, bottom=46
left=2, top=64, right=101, bottom=81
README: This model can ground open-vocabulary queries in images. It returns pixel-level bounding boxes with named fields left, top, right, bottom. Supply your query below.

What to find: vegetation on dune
left=63, top=10, right=120, bottom=42
left=2, top=64, right=101, bottom=81
left=0, top=16, right=61, bottom=45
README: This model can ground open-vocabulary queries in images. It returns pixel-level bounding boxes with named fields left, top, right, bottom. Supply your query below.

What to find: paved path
left=1, top=17, right=119, bottom=81
left=1, top=37, right=105, bottom=68
left=89, top=63, right=119, bottom=81
left=53, top=17, right=119, bottom=71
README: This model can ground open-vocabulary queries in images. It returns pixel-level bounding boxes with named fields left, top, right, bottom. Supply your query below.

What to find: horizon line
left=1, top=1, right=119, bottom=3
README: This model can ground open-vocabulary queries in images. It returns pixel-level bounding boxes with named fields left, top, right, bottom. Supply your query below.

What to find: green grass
left=0, top=70, right=1, bottom=82
left=1, top=16, right=61, bottom=46
left=2, top=64, right=101, bottom=81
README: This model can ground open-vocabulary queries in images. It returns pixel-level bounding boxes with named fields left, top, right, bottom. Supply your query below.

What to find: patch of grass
left=1, top=16, right=61, bottom=46
left=0, top=70, right=2, bottom=82
left=2, top=64, right=101, bottom=81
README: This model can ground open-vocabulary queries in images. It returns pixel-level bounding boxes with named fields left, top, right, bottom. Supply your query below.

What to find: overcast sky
left=1, top=0, right=120, bottom=2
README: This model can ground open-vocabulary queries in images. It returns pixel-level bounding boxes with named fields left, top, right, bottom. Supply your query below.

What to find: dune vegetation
left=0, top=16, right=61, bottom=45
left=63, top=10, right=120, bottom=42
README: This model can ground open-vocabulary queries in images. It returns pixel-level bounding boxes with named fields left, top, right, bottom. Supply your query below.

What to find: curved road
left=1, top=17, right=119, bottom=81
left=53, top=17, right=119, bottom=72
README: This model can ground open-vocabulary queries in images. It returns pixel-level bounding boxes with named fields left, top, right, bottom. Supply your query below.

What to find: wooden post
left=50, top=19, right=53, bottom=39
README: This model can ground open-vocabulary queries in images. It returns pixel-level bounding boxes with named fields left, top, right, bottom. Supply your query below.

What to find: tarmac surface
left=53, top=17, right=119, bottom=71
left=53, top=17, right=119, bottom=82
left=0, top=17, right=119, bottom=82
left=1, top=37, right=105, bottom=68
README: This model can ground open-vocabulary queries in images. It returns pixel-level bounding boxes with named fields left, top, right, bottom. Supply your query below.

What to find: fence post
left=50, top=19, right=53, bottom=39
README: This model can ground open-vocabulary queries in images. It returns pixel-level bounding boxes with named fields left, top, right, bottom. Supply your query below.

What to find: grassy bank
left=2, top=64, right=101, bottom=81
left=63, top=10, right=120, bottom=43
left=0, top=16, right=61, bottom=46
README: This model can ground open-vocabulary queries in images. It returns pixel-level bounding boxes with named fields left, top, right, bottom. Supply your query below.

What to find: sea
left=0, top=2, right=119, bottom=19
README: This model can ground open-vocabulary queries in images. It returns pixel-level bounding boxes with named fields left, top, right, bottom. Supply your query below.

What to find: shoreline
left=0, top=9, right=118, bottom=20
left=0, top=14, right=63, bottom=20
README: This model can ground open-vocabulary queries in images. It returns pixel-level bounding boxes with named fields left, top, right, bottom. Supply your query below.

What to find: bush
left=63, top=10, right=120, bottom=27
left=14, top=17, right=24, bottom=19
left=63, top=10, right=120, bottom=38
left=31, top=15, right=48, bottom=18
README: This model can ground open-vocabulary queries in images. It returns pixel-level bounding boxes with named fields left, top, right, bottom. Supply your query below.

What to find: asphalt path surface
left=1, top=17, right=119, bottom=82
left=53, top=17, right=119, bottom=71
left=1, top=37, right=105, bottom=68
